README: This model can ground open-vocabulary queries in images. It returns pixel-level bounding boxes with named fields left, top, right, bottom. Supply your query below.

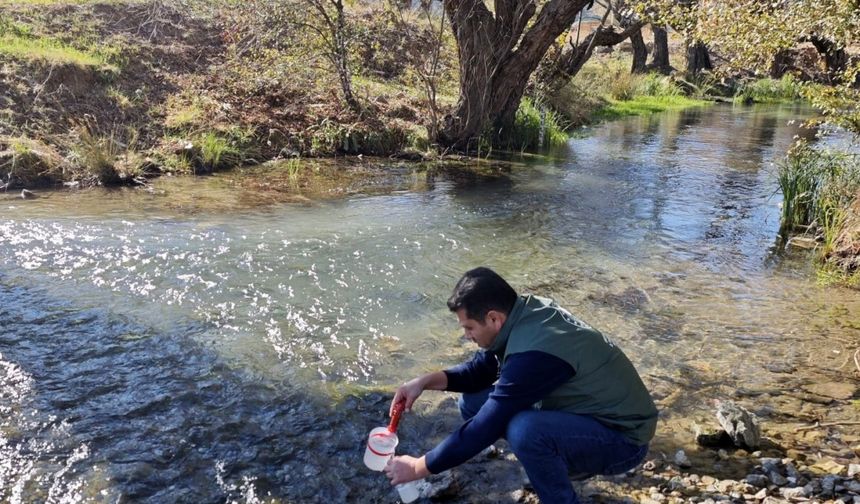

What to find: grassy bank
left=546, top=59, right=711, bottom=130
left=0, top=0, right=462, bottom=189
left=777, top=143, right=860, bottom=286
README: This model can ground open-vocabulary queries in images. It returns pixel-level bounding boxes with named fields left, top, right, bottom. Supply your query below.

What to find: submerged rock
left=802, top=382, right=857, bottom=401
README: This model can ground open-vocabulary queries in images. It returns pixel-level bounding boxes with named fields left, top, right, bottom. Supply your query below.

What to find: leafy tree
left=436, top=0, right=596, bottom=149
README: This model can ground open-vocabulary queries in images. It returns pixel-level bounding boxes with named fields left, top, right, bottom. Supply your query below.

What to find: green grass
left=509, top=97, right=569, bottom=151
left=197, top=131, right=241, bottom=170
left=0, top=20, right=118, bottom=69
left=734, top=75, right=803, bottom=104
left=595, top=95, right=709, bottom=121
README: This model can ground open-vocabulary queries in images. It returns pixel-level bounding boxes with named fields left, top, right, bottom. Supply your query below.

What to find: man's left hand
left=384, top=455, right=430, bottom=485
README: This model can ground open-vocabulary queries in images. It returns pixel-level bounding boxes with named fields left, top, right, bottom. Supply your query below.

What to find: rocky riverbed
left=359, top=376, right=860, bottom=504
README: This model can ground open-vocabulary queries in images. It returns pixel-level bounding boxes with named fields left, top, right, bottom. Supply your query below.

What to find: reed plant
left=777, top=143, right=860, bottom=255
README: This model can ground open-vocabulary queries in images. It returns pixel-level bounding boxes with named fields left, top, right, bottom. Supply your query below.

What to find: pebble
left=761, top=457, right=782, bottom=472
left=780, top=486, right=809, bottom=499
left=746, top=474, right=769, bottom=488
left=715, top=480, right=735, bottom=493
left=754, top=488, right=768, bottom=499
left=848, top=464, right=860, bottom=478
left=674, top=450, right=692, bottom=468
left=768, top=470, right=789, bottom=486
left=649, top=492, right=667, bottom=502
left=822, top=475, right=838, bottom=497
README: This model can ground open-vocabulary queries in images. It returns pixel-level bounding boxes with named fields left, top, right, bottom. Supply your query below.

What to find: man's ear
left=486, top=310, right=507, bottom=330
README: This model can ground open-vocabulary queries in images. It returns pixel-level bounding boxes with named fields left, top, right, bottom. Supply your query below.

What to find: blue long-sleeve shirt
left=424, top=350, right=575, bottom=474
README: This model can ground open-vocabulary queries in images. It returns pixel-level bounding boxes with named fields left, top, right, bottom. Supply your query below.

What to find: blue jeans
left=459, top=388, right=649, bottom=504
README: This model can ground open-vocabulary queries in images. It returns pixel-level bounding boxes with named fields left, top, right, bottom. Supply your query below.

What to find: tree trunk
left=649, top=25, right=671, bottom=75
left=539, top=21, right=646, bottom=94
left=630, top=27, right=647, bottom=74
left=770, top=49, right=791, bottom=79
left=686, top=41, right=712, bottom=76
left=810, top=35, right=849, bottom=83
left=437, top=0, right=592, bottom=150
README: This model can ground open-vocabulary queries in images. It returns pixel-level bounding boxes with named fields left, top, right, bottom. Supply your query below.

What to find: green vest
left=488, top=295, right=658, bottom=445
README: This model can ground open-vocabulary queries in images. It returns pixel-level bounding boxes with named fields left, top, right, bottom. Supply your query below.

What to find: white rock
left=780, top=487, right=809, bottom=499
left=849, top=464, right=860, bottom=478
left=674, top=450, right=692, bottom=468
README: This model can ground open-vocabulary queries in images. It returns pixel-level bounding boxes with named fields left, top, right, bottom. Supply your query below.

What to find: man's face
left=455, top=308, right=505, bottom=349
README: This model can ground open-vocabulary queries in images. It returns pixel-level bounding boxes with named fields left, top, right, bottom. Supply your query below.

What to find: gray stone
left=769, top=471, right=789, bottom=486
left=822, top=475, right=839, bottom=497
left=785, top=463, right=801, bottom=480
left=674, top=450, right=692, bottom=468
left=668, top=476, right=686, bottom=492
left=761, top=458, right=783, bottom=473
left=715, top=401, right=761, bottom=449
left=746, top=474, right=769, bottom=488
left=844, top=480, right=860, bottom=493
left=424, top=472, right=457, bottom=499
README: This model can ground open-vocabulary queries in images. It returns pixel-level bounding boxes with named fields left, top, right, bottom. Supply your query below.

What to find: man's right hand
left=391, top=371, right=448, bottom=416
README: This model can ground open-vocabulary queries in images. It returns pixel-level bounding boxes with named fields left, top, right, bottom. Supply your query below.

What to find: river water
left=1, top=104, right=858, bottom=503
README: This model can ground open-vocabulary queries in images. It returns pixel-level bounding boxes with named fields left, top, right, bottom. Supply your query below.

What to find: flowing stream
left=1, top=104, right=859, bottom=503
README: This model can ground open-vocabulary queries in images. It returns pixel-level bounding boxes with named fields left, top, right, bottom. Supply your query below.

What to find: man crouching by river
left=384, top=267, right=658, bottom=503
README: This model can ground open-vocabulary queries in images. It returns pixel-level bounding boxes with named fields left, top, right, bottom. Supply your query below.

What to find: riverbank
left=1, top=0, right=752, bottom=192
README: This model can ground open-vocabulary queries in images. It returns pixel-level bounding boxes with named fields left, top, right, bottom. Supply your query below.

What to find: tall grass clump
left=509, top=97, right=569, bottom=151
left=777, top=143, right=860, bottom=255
left=69, top=125, right=146, bottom=184
left=734, top=75, right=802, bottom=104
left=198, top=131, right=240, bottom=170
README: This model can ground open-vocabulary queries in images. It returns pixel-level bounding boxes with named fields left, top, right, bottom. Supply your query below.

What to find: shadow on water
left=0, top=277, right=448, bottom=503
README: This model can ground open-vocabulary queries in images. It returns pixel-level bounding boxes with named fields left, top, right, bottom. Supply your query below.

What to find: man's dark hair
left=447, top=267, right=518, bottom=321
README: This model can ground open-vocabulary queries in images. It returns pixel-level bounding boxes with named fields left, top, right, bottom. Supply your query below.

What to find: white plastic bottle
left=396, top=480, right=422, bottom=503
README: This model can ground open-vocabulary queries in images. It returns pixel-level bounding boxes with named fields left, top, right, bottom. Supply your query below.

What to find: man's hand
left=391, top=376, right=425, bottom=414
left=384, top=455, right=430, bottom=485
left=390, top=371, right=447, bottom=416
